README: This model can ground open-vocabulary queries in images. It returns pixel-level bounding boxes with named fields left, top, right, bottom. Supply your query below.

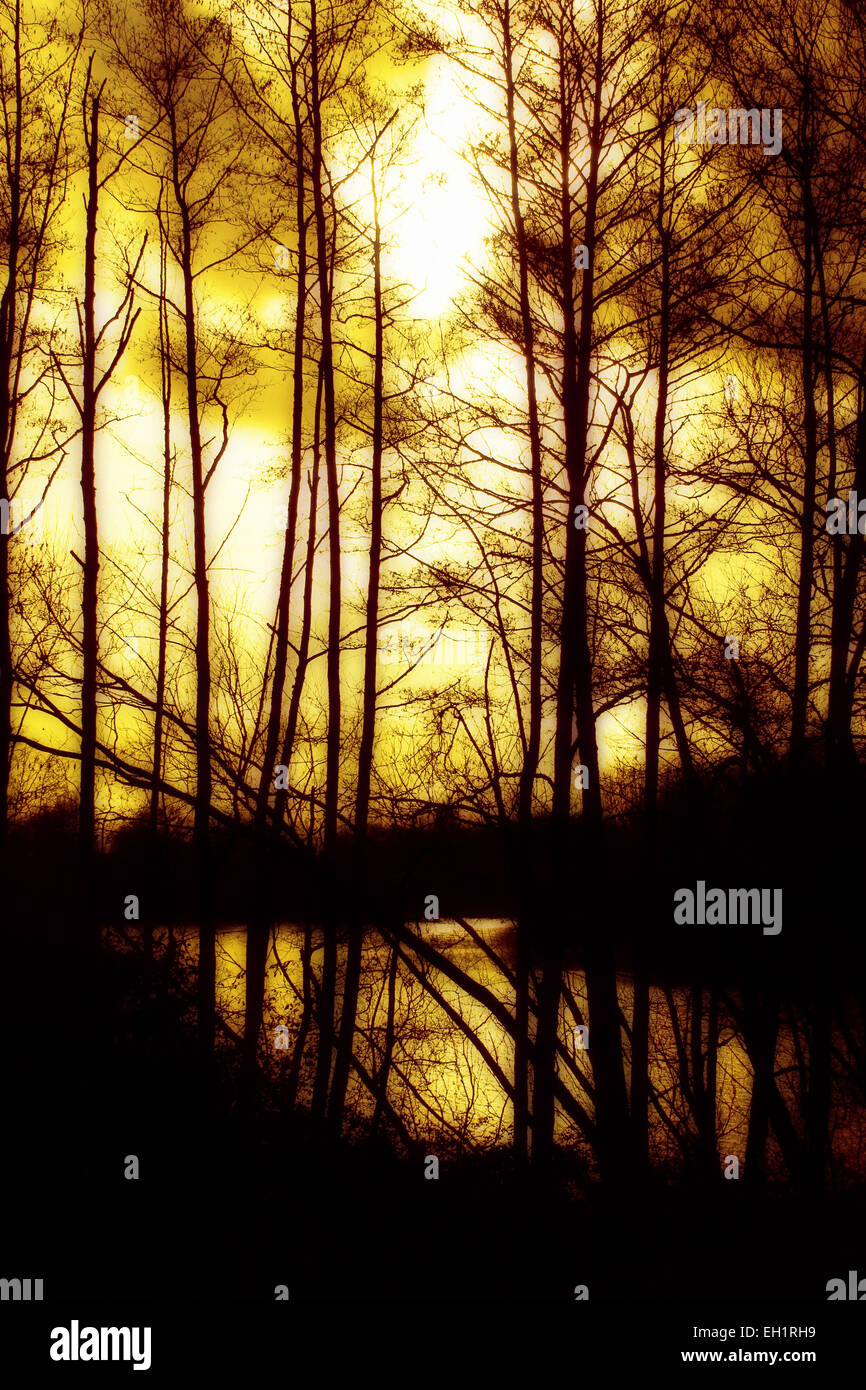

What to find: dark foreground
left=2, top=933, right=865, bottom=1376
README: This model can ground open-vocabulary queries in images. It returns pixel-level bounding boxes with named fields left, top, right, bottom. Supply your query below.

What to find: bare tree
left=0, top=0, right=81, bottom=843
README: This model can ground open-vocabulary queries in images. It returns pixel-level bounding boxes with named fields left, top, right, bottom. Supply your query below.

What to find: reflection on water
left=149, top=922, right=743, bottom=1152
left=112, top=918, right=866, bottom=1181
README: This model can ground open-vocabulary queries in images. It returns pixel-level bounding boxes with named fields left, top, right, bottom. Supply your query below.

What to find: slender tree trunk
left=309, top=0, right=341, bottom=1119
left=546, top=19, right=630, bottom=1183
left=791, top=180, right=819, bottom=768
left=827, top=397, right=866, bottom=774
left=274, top=367, right=323, bottom=829
left=0, top=0, right=23, bottom=851
left=703, top=986, right=719, bottom=1177
left=171, top=126, right=214, bottom=1050
left=284, top=919, right=314, bottom=1111
left=77, top=88, right=102, bottom=947
left=811, top=217, right=850, bottom=776
left=502, top=0, right=543, bottom=1164
left=243, top=97, right=309, bottom=1094
left=552, top=34, right=602, bottom=828
left=633, top=146, right=673, bottom=1172
left=690, top=984, right=718, bottom=1180
left=151, top=197, right=173, bottom=834
left=371, top=936, right=399, bottom=1135
left=660, top=629, right=695, bottom=789
left=625, top=404, right=695, bottom=799
left=743, top=989, right=779, bottom=1187
left=328, top=166, right=384, bottom=1133
left=254, top=73, right=309, bottom=832
left=0, top=477, right=9, bottom=857
left=0, top=477, right=9, bottom=852
left=644, top=192, right=672, bottom=851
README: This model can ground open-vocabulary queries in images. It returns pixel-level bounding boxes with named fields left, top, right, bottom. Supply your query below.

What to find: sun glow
left=380, top=62, right=492, bottom=318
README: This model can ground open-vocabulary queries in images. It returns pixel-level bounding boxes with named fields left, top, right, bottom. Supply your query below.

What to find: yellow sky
left=10, top=0, right=800, bottom=825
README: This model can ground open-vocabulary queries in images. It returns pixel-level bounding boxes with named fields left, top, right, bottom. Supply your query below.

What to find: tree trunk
left=743, top=989, right=779, bottom=1187
left=826, top=399, right=866, bottom=775
left=284, top=919, right=315, bottom=1111
left=502, top=0, right=543, bottom=1164
left=150, top=195, right=173, bottom=835
left=0, top=0, right=22, bottom=850
left=547, top=17, right=630, bottom=1183
left=790, top=181, right=819, bottom=768
left=309, top=0, right=341, bottom=1120
left=328, top=162, right=384, bottom=1134
left=371, top=935, right=399, bottom=1135
left=171, top=126, right=214, bottom=1051
left=243, top=91, right=309, bottom=1095
left=274, top=366, right=323, bottom=830
left=74, top=85, right=105, bottom=953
